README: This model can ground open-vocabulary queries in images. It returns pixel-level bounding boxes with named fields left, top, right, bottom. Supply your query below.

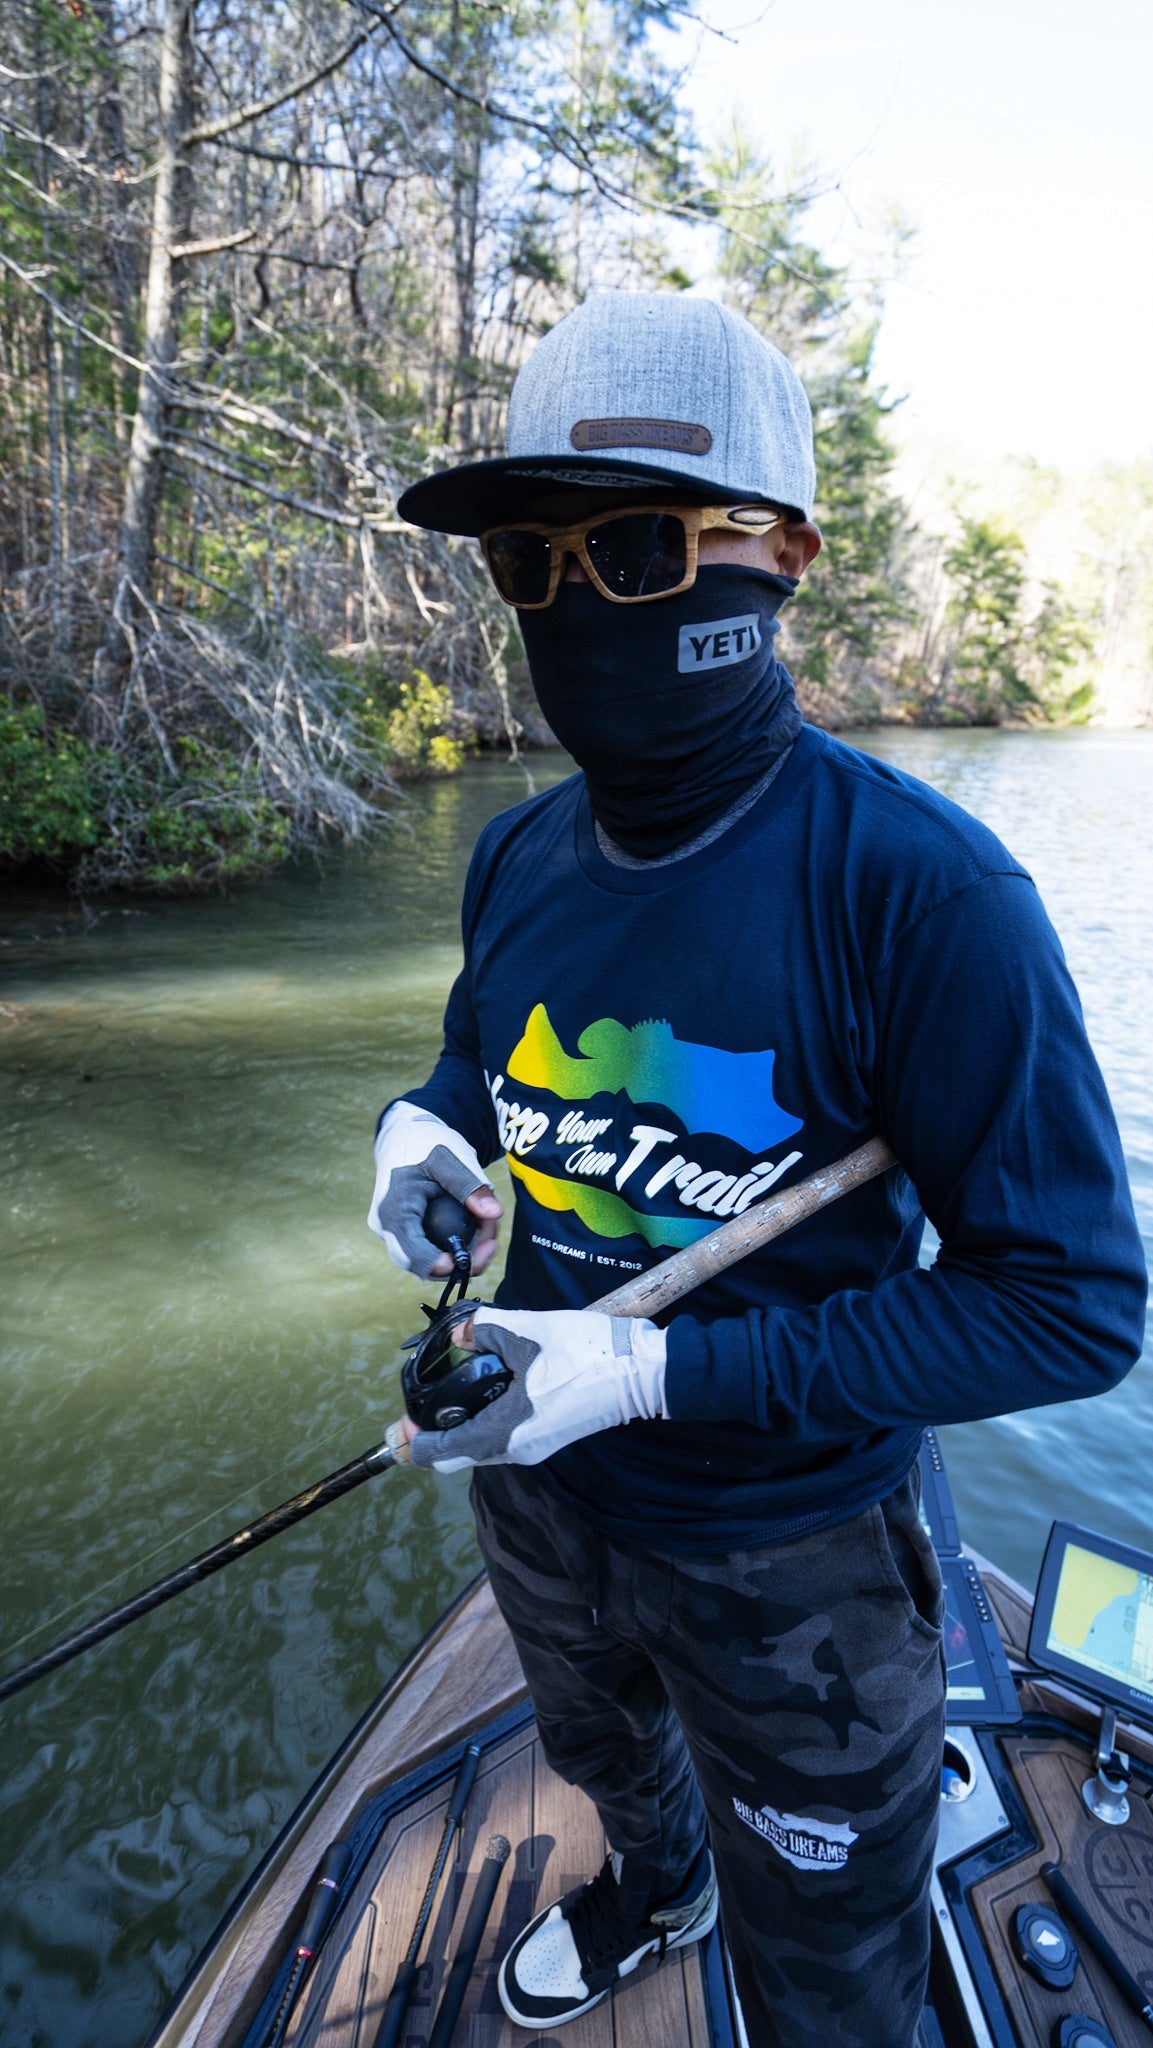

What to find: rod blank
left=372, top=1744, right=482, bottom=2048
left=0, top=1438, right=397, bottom=1706
left=0, top=1138, right=897, bottom=1699
left=427, top=1835, right=511, bottom=2048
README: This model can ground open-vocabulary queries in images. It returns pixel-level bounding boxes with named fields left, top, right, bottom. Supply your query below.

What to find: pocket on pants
left=869, top=1477, right=945, bottom=1643
left=630, top=1546, right=673, bottom=1644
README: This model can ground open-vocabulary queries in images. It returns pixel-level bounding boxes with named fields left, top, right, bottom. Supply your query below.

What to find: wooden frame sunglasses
left=480, top=502, right=788, bottom=608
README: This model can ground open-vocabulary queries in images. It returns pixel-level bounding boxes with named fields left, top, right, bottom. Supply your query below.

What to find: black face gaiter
left=519, top=565, right=803, bottom=858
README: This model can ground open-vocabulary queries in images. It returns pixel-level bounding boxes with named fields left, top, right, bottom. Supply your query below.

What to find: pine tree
left=711, top=126, right=909, bottom=721
left=932, top=516, right=1091, bottom=724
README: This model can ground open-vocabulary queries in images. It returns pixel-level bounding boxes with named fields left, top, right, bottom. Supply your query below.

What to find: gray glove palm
left=410, top=1306, right=669, bottom=1471
left=368, top=1101, right=501, bottom=1278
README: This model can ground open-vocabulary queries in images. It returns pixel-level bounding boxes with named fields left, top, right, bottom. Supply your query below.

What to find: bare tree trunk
left=40, top=298, right=65, bottom=660
left=88, top=0, right=140, bottom=440
left=448, top=119, right=482, bottom=451
left=97, top=0, right=194, bottom=692
left=34, top=50, right=66, bottom=662
left=442, top=0, right=484, bottom=450
left=570, top=2, right=588, bottom=301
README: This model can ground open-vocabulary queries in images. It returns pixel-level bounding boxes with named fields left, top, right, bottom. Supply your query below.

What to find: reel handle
left=387, top=1199, right=505, bottom=1459
left=424, top=1193, right=478, bottom=1260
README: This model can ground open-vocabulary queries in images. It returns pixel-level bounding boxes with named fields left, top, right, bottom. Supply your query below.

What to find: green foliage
left=710, top=129, right=910, bottom=715
left=1023, top=581, right=1095, bottom=719
left=0, top=705, right=107, bottom=860
left=3, top=0, right=1119, bottom=851
left=800, top=326, right=910, bottom=688
left=941, top=518, right=1032, bottom=720
left=0, top=706, right=291, bottom=888
left=708, top=128, right=1100, bottom=728
left=356, top=670, right=465, bottom=778
left=937, top=517, right=1092, bottom=724
left=119, top=739, right=292, bottom=889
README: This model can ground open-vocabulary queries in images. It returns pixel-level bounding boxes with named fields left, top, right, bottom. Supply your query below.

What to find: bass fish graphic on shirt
left=487, top=1004, right=804, bottom=1249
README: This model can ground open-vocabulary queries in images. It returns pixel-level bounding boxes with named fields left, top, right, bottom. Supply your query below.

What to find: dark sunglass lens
left=586, top=513, right=688, bottom=598
left=486, top=530, right=553, bottom=606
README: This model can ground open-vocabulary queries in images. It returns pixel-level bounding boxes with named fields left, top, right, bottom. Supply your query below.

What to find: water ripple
left=0, top=736, right=1148, bottom=2046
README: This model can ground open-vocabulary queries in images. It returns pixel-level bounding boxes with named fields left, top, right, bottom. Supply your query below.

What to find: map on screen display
left=1046, top=1542, right=1153, bottom=1704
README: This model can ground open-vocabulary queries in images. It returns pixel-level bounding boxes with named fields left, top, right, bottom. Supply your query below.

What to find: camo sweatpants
left=471, top=1465, right=946, bottom=2048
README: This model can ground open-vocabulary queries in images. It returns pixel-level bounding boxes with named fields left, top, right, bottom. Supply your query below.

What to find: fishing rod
left=261, top=1839, right=352, bottom=2048
left=0, top=1136, right=894, bottom=1707
left=371, top=1741, right=482, bottom=2048
left=425, top=1832, right=511, bottom=2048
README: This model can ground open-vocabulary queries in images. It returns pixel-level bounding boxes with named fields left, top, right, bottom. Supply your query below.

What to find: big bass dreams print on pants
left=471, top=1460, right=946, bottom=2048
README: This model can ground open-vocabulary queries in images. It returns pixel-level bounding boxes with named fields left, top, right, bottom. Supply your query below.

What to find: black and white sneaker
left=498, top=1844, right=718, bottom=2029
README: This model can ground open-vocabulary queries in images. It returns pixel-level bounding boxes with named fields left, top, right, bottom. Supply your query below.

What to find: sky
left=679, top=0, right=1153, bottom=472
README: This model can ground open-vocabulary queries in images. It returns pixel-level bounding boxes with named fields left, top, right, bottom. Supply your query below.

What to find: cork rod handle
left=593, top=1136, right=898, bottom=1319
left=388, top=1135, right=898, bottom=1463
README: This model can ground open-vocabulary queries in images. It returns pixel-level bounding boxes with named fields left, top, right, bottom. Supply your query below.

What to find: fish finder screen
left=944, top=1604, right=984, bottom=1704
left=939, top=1556, right=1020, bottom=1724
left=1045, top=1541, right=1153, bottom=1707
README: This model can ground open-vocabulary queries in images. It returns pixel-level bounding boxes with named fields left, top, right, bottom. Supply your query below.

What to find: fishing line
left=0, top=1142, right=896, bottom=1706
left=1, top=1410, right=373, bottom=1660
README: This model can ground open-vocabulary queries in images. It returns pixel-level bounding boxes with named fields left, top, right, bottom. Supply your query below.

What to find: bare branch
left=235, top=248, right=359, bottom=272
left=153, top=551, right=259, bottom=612
left=357, top=0, right=822, bottom=284
left=0, top=110, right=159, bottom=184
left=366, top=7, right=599, bottom=179
left=183, top=24, right=379, bottom=147
left=211, top=136, right=398, bottom=177
left=0, top=157, right=73, bottom=214
left=162, top=437, right=409, bottom=532
left=0, top=250, right=148, bottom=370
left=177, top=386, right=389, bottom=488
left=169, top=219, right=267, bottom=259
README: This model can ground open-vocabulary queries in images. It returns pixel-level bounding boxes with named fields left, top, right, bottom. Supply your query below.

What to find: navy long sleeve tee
left=403, top=726, right=1146, bottom=1553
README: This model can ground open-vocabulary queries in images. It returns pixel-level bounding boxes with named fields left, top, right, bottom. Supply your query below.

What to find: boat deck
left=155, top=1577, right=734, bottom=2048
left=286, top=1710, right=721, bottom=2047
left=156, top=1557, right=1153, bottom=2048
left=969, top=1727, right=1153, bottom=2048
left=962, top=1560, right=1153, bottom=2048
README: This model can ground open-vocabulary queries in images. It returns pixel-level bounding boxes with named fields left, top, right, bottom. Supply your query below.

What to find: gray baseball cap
left=398, top=291, right=817, bottom=535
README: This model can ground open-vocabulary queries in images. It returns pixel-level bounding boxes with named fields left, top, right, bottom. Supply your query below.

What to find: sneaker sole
left=497, top=1881, right=719, bottom=2030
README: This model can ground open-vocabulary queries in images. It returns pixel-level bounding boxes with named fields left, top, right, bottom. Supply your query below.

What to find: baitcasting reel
left=400, top=1194, right=512, bottom=1432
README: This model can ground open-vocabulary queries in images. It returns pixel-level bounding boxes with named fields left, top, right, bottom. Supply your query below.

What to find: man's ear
left=778, top=521, right=822, bottom=578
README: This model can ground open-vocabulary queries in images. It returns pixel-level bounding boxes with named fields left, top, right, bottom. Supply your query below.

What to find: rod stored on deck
left=372, top=1742, right=482, bottom=2048
left=1041, top=1862, right=1153, bottom=2033
left=262, top=1840, right=351, bottom=2048
left=426, top=1834, right=511, bottom=2048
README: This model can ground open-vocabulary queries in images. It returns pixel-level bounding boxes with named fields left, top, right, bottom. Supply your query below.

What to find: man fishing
left=368, top=292, right=1146, bottom=2046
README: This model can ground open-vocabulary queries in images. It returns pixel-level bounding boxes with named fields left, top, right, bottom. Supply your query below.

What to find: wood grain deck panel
left=612, top=1947, right=694, bottom=2047
left=681, top=1938, right=714, bottom=2048
left=284, top=1719, right=716, bottom=2048
left=969, top=1731, right=1153, bottom=2048
left=529, top=1723, right=607, bottom=1911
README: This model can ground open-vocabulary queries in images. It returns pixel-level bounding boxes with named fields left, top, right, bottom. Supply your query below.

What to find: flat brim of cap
left=397, top=454, right=773, bottom=537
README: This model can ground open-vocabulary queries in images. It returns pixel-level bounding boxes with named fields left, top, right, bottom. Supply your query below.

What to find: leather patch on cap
left=570, top=417, right=713, bottom=455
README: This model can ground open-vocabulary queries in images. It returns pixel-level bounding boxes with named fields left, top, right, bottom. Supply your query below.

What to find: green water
left=1, top=732, right=1150, bottom=2047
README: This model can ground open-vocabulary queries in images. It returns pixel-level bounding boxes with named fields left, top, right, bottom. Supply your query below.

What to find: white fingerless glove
left=410, top=1307, right=669, bottom=1472
left=368, top=1101, right=494, bottom=1277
